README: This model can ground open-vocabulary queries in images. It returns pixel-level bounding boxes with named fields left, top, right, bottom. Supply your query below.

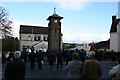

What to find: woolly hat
left=14, top=51, right=21, bottom=58
left=89, top=51, right=95, bottom=58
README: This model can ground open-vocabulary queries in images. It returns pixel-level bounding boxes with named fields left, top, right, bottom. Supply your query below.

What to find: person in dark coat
left=2, top=52, right=6, bottom=64
left=79, top=49, right=86, bottom=63
left=29, top=50, right=36, bottom=69
left=4, top=51, right=26, bottom=80
left=56, top=50, right=63, bottom=69
left=7, top=51, right=14, bottom=61
left=48, top=50, right=56, bottom=69
left=21, top=49, right=28, bottom=63
left=65, top=50, right=72, bottom=65
left=36, top=50, right=44, bottom=69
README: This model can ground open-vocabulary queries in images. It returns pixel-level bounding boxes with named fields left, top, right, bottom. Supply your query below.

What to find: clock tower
left=47, top=8, right=63, bottom=52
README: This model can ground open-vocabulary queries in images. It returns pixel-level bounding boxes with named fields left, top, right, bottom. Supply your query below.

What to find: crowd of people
left=2, top=49, right=120, bottom=65
left=2, top=48, right=120, bottom=80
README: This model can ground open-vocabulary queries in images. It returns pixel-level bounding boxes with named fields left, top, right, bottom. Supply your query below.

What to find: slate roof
left=94, top=39, right=110, bottom=49
left=47, top=13, right=63, bottom=20
left=20, top=25, right=48, bottom=34
left=110, top=18, right=120, bottom=33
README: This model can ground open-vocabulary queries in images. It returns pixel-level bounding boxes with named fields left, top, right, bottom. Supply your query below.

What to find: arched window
left=43, top=36, right=48, bottom=41
left=34, top=36, right=41, bottom=41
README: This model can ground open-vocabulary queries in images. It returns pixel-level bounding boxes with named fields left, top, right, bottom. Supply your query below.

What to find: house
left=19, top=25, right=48, bottom=52
left=110, top=16, right=120, bottom=51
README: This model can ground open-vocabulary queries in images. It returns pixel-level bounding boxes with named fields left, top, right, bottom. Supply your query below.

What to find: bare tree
left=0, top=6, right=12, bottom=39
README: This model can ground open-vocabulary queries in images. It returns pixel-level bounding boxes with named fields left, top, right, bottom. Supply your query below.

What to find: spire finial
left=54, top=8, right=56, bottom=14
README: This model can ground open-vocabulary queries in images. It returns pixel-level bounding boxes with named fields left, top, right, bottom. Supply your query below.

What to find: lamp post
left=31, top=29, right=34, bottom=50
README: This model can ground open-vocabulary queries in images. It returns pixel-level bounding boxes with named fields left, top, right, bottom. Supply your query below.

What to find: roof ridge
left=20, top=25, right=47, bottom=28
left=20, top=25, right=48, bottom=34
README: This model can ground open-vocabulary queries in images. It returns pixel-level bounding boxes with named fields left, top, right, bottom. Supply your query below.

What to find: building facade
left=118, top=1, right=120, bottom=18
left=19, top=25, right=48, bottom=52
left=110, top=16, right=120, bottom=51
left=19, top=9, right=63, bottom=52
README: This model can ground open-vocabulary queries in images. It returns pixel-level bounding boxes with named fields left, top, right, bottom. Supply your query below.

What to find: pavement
left=1, top=60, right=117, bottom=80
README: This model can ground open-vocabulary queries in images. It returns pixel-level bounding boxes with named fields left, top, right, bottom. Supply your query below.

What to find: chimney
left=112, top=16, right=116, bottom=22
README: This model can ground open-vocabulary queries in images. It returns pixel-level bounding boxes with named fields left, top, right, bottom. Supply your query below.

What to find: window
left=34, top=36, right=41, bottom=41
left=44, top=36, right=48, bottom=41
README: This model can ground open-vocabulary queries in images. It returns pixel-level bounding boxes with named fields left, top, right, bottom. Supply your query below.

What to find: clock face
left=54, top=19, right=58, bottom=23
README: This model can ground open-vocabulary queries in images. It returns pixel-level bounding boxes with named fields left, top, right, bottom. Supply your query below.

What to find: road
left=1, top=60, right=117, bottom=80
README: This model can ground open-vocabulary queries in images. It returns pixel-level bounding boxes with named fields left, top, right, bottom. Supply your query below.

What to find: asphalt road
left=1, top=60, right=117, bottom=80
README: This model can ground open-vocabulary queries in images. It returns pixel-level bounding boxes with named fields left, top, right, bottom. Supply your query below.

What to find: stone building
left=19, top=9, right=63, bottom=52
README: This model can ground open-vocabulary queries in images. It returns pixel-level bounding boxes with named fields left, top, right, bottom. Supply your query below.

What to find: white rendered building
left=110, top=16, right=120, bottom=51
left=118, top=1, right=120, bottom=18
left=19, top=25, right=48, bottom=52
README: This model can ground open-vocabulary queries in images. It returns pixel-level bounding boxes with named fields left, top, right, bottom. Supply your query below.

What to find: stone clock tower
left=47, top=8, right=63, bottom=52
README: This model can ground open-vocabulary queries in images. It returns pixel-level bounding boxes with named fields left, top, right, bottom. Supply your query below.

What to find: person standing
left=56, top=50, right=63, bottom=69
left=29, top=49, right=36, bottom=69
left=67, top=52, right=82, bottom=78
left=82, top=51, right=102, bottom=80
left=65, top=50, right=72, bottom=65
left=36, top=50, right=44, bottom=69
left=109, top=57, right=120, bottom=80
left=2, top=52, right=6, bottom=64
left=21, top=49, right=28, bottom=63
left=4, top=51, right=26, bottom=80
left=48, top=50, right=56, bottom=69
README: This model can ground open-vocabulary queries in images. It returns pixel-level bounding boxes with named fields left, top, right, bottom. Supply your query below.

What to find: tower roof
left=52, top=8, right=60, bottom=17
left=110, top=18, right=120, bottom=33
left=47, top=8, right=63, bottom=20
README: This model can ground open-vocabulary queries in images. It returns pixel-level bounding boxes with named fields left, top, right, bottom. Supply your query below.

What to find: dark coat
left=29, top=52, right=36, bottom=62
left=56, top=52, right=63, bottom=60
left=48, top=52, right=56, bottom=61
left=4, top=58, right=26, bottom=80
left=36, top=52, right=44, bottom=62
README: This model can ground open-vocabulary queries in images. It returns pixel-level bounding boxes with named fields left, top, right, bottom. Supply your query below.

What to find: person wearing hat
left=82, top=51, right=102, bottom=80
left=67, top=52, right=83, bottom=78
left=4, top=51, right=26, bottom=80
